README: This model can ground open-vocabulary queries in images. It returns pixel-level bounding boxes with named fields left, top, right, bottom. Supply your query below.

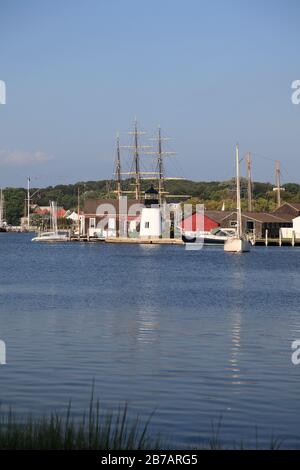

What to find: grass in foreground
left=0, top=397, right=160, bottom=450
left=0, top=399, right=286, bottom=450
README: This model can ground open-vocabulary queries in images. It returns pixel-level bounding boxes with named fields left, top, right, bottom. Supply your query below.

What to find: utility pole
left=246, top=152, right=252, bottom=212
left=26, top=177, right=39, bottom=231
left=273, top=160, right=285, bottom=209
left=275, top=161, right=281, bottom=208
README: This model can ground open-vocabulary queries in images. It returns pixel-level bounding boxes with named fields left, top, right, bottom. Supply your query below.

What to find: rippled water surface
left=1, top=233, right=300, bottom=448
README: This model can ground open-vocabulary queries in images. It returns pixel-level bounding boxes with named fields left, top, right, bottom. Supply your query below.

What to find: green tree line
left=3, top=178, right=300, bottom=225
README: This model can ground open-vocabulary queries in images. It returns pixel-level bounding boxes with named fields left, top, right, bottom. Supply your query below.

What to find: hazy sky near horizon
left=0, top=0, right=300, bottom=187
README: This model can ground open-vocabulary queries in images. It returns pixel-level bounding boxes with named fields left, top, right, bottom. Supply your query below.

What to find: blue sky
left=0, top=0, right=300, bottom=187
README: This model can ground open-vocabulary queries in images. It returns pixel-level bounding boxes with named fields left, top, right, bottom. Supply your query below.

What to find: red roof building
left=32, top=205, right=66, bottom=218
left=180, top=212, right=221, bottom=232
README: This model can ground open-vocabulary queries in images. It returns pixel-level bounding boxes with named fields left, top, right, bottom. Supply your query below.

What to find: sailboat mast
left=50, top=202, right=52, bottom=232
left=27, top=177, right=30, bottom=230
left=134, top=120, right=141, bottom=200
left=51, top=201, right=58, bottom=234
left=77, top=187, right=80, bottom=237
left=246, top=152, right=252, bottom=212
left=236, top=144, right=242, bottom=238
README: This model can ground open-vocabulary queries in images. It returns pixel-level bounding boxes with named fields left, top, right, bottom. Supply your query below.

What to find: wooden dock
left=105, top=237, right=184, bottom=245
left=69, top=236, right=184, bottom=245
left=251, top=229, right=300, bottom=246
left=70, top=234, right=300, bottom=247
left=70, top=236, right=104, bottom=242
left=253, top=238, right=300, bottom=247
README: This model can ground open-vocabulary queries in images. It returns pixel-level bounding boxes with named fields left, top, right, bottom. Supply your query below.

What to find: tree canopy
left=2, top=178, right=300, bottom=225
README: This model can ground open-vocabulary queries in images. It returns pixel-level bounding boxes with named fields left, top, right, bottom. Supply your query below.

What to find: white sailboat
left=31, top=201, right=70, bottom=242
left=224, top=144, right=251, bottom=253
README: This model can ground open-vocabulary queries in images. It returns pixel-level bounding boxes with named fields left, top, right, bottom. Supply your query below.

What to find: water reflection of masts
left=229, top=309, right=242, bottom=386
left=228, top=265, right=243, bottom=386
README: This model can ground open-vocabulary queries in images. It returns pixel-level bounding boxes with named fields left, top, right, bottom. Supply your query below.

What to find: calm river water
left=0, top=233, right=300, bottom=448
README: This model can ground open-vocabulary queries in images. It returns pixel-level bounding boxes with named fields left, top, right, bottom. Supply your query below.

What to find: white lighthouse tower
left=140, top=185, right=162, bottom=239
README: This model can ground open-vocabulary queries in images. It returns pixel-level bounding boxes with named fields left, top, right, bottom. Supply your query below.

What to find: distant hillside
left=3, top=179, right=300, bottom=225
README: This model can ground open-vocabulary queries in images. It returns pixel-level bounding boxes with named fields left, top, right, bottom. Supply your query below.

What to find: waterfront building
left=180, top=209, right=292, bottom=239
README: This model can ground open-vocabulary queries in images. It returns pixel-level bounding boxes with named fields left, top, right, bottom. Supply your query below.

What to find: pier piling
left=265, top=229, right=268, bottom=247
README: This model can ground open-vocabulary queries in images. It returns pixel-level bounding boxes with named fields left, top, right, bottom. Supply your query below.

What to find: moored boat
left=31, top=201, right=70, bottom=242
left=31, top=231, right=69, bottom=242
left=182, top=228, right=235, bottom=245
left=224, top=144, right=251, bottom=253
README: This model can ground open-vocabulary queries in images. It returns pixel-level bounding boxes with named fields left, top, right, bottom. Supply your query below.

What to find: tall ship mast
left=114, top=132, right=122, bottom=199
left=152, top=126, right=179, bottom=205
left=157, top=126, right=164, bottom=204
left=133, top=120, right=141, bottom=200
left=118, top=119, right=155, bottom=200
left=114, top=120, right=188, bottom=207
